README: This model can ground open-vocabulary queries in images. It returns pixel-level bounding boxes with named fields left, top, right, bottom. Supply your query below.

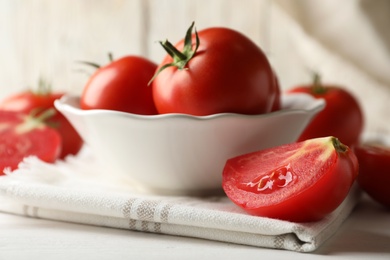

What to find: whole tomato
left=222, top=136, right=358, bottom=222
left=0, top=110, right=62, bottom=174
left=353, top=143, right=390, bottom=208
left=288, top=75, right=364, bottom=146
left=0, top=81, right=83, bottom=159
left=271, top=73, right=281, bottom=112
left=151, top=22, right=277, bottom=116
left=81, top=55, right=158, bottom=115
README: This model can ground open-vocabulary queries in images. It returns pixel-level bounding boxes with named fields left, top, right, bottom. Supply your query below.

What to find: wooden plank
left=0, top=0, right=271, bottom=97
left=146, top=0, right=271, bottom=63
left=0, top=0, right=146, bottom=96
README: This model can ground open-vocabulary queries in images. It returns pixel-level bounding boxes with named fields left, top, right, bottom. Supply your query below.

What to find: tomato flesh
left=222, top=137, right=358, bottom=222
left=238, top=163, right=294, bottom=194
left=0, top=111, right=61, bottom=174
left=0, top=91, right=83, bottom=158
left=354, top=143, right=390, bottom=208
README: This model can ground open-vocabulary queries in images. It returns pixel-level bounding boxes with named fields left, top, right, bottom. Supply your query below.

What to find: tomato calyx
left=76, top=52, right=115, bottom=70
left=33, top=77, right=53, bottom=96
left=149, top=22, right=200, bottom=85
left=332, top=137, right=348, bottom=153
left=311, top=73, right=328, bottom=95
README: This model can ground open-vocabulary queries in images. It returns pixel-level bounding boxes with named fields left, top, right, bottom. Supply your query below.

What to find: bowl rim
left=54, top=93, right=325, bottom=121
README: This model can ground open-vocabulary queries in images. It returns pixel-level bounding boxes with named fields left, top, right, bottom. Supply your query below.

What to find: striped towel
left=0, top=147, right=360, bottom=253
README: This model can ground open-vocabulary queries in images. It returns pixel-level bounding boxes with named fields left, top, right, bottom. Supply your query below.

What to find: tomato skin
left=152, top=27, right=276, bottom=116
left=0, top=111, right=62, bottom=174
left=81, top=56, right=158, bottom=115
left=0, top=92, right=83, bottom=159
left=222, top=137, right=358, bottom=222
left=271, top=73, right=281, bottom=112
left=353, top=144, right=390, bottom=208
left=288, top=85, right=364, bottom=146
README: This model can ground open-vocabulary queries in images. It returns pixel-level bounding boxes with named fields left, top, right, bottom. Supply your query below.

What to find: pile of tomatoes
left=80, top=22, right=280, bottom=116
left=80, top=22, right=390, bottom=219
left=0, top=22, right=389, bottom=222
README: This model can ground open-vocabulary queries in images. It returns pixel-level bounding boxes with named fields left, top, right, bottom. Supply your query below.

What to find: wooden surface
left=1, top=1, right=389, bottom=134
left=0, top=0, right=271, bottom=95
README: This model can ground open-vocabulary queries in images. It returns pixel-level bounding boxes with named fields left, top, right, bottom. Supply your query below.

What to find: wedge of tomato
left=0, top=110, right=62, bottom=174
left=353, top=143, right=390, bottom=208
left=0, top=80, right=83, bottom=158
left=222, top=136, right=358, bottom=222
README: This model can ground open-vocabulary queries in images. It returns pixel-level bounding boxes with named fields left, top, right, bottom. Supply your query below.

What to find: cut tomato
left=0, top=81, right=83, bottom=158
left=222, top=136, right=358, bottom=222
left=0, top=110, right=62, bottom=174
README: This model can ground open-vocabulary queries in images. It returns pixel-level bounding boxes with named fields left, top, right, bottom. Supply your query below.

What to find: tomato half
left=152, top=22, right=276, bottom=116
left=0, top=85, right=83, bottom=159
left=0, top=110, right=62, bottom=174
left=353, top=143, right=390, bottom=208
left=288, top=75, right=364, bottom=146
left=80, top=56, right=158, bottom=115
left=222, top=136, right=358, bottom=222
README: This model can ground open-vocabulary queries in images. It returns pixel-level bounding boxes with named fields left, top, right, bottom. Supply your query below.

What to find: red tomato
left=0, top=110, right=61, bottom=174
left=0, top=86, right=83, bottom=159
left=222, top=136, right=358, bottom=222
left=271, top=73, right=281, bottom=112
left=151, top=22, right=276, bottom=116
left=288, top=75, right=364, bottom=146
left=353, top=143, right=390, bottom=208
left=81, top=56, right=158, bottom=115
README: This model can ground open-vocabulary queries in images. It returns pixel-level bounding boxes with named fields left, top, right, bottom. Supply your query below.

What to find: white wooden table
left=1, top=194, right=389, bottom=260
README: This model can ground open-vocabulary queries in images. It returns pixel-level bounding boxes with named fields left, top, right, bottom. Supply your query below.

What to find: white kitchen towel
left=0, top=148, right=361, bottom=253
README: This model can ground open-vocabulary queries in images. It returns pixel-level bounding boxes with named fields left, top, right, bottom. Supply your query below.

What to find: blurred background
left=0, top=0, right=389, bottom=134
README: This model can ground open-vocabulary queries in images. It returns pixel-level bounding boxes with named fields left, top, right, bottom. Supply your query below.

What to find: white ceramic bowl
left=55, top=93, right=324, bottom=195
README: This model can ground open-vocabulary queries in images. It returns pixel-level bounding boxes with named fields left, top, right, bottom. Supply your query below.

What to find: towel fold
left=0, top=148, right=361, bottom=252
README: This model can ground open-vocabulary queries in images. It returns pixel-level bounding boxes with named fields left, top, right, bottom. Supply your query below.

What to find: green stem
left=148, top=21, right=199, bottom=85
left=76, top=52, right=115, bottom=70
left=35, top=77, right=52, bottom=96
left=332, top=137, right=348, bottom=153
left=311, top=72, right=327, bottom=94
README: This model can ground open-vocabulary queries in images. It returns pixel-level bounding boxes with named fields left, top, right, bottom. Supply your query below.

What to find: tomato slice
left=0, top=90, right=83, bottom=159
left=222, top=136, right=358, bottom=222
left=0, top=110, right=62, bottom=174
left=353, top=143, right=390, bottom=208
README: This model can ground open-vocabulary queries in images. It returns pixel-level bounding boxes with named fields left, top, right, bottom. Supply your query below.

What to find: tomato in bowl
left=54, top=93, right=324, bottom=195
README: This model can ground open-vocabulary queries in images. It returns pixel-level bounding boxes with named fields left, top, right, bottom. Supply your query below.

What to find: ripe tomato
left=271, top=73, right=281, bottom=112
left=80, top=55, right=158, bottom=115
left=222, top=136, right=358, bottom=222
left=151, top=22, right=276, bottom=116
left=353, top=143, right=390, bottom=208
left=288, top=75, right=364, bottom=146
left=0, top=83, right=83, bottom=159
left=0, top=110, right=61, bottom=174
